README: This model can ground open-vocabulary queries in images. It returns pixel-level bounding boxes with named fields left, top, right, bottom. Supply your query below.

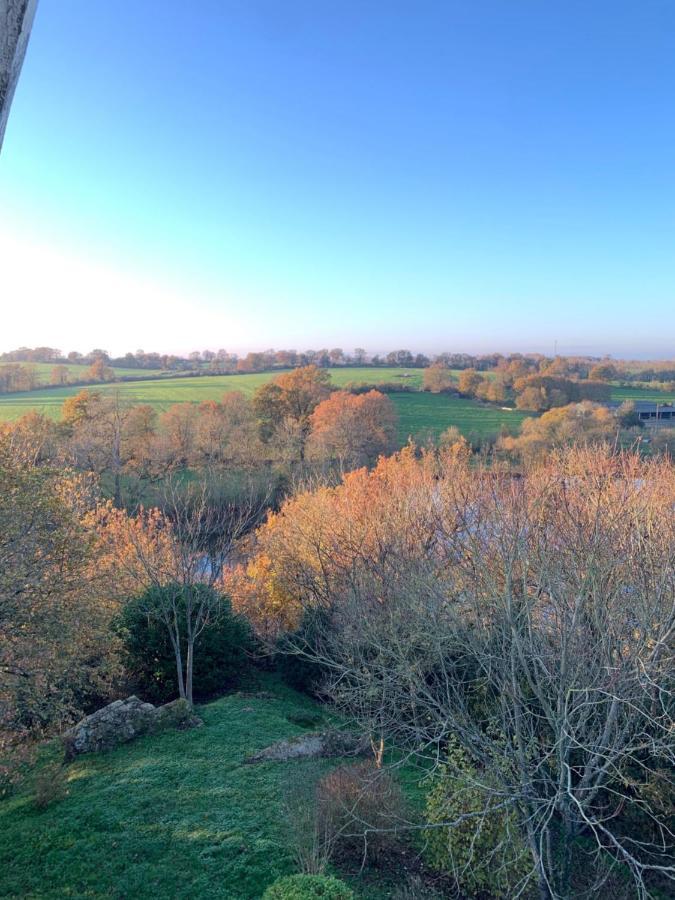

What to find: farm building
left=608, top=400, right=675, bottom=425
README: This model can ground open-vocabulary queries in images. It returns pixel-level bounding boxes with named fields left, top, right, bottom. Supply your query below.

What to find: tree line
left=5, top=345, right=674, bottom=386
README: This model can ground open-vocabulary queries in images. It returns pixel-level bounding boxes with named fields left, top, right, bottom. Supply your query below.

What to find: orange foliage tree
left=224, top=445, right=444, bottom=637
left=499, top=401, right=618, bottom=461
left=307, top=389, right=397, bottom=467
left=253, top=365, right=332, bottom=459
left=0, top=437, right=117, bottom=759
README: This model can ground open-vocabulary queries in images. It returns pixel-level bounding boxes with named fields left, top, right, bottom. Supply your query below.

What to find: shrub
left=282, top=766, right=334, bottom=875
left=114, top=587, right=254, bottom=704
left=33, top=762, right=69, bottom=810
left=262, top=874, right=354, bottom=899
left=391, top=875, right=444, bottom=899
left=424, top=741, right=532, bottom=897
left=316, top=761, right=406, bottom=864
left=276, top=609, right=333, bottom=696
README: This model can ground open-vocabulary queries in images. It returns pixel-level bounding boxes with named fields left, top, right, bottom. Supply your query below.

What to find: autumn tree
left=193, top=392, right=263, bottom=470
left=500, top=401, right=617, bottom=461
left=423, top=364, right=457, bottom=393
left=121, top=404, right=159, bottom=477
left=63, top=391, right=132, bottom=506
left=1, top=411, right=61, bottom=465
left=307, top=390, right=398, bottom=467
left=385, top=349, right=414, bottom=367
left=253, top=365, right=332, bottom=460
left=457, top=368, right=483, bottom=396
left=476, top=375, right=508, bottom=403
left=0, top=438, right=115, bottom=752
left=226, top=446, right=440, bottom=637
left=87, top=358, right=115, bottom=382
left=438, top=425, right=471, bottom=460
left=514, top=375, right=611, bottom=411
left=157, top=402, right=199, bottom=469
left=50, top=365, right=70, bottom=386
left=589, top=361, right=619, bottom=381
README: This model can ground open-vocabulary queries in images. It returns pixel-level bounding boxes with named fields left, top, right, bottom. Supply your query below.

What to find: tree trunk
left=170, top=631, right=186, bottom=700
left=185, top=637, right=194, bottom=706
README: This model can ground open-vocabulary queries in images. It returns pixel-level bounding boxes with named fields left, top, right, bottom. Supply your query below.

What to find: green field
left=610, top=385, right=675, bottom=403
left=391, top=392, right=531, bottom=441
left=0, top=361, right=166, bottom=383
left=0, top=366, right=528, bottom=442
left=4, top=368, right=672, bottom=442
left=0, top=367, right=418, bottom=419
left=0, top=681, right=418, bottom=899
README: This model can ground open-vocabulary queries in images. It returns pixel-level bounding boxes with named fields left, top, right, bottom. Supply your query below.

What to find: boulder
left=245, top=729, right=370, bottom=764
left=63, top=696, right=202, bottom=759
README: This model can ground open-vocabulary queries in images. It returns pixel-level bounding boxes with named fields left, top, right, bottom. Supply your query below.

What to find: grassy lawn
left=0, top=681, right=415, bottom=900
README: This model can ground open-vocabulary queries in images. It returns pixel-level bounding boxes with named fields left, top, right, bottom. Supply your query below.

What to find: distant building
left=608, top=400, right=675, bottom=426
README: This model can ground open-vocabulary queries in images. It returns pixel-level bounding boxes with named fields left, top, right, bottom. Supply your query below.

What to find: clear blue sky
left=1, top=0, right=674, bottom=358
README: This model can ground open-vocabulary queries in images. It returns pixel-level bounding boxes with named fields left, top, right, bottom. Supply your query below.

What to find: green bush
left=33, top=762, right=69, bottom=810
left=424, top=740, right=532, bottom=898
left=262, top=874, right=354, bottom=900
left=276, top=609, right=332, bottom=696
left=114, top=585, right=254, bottom=704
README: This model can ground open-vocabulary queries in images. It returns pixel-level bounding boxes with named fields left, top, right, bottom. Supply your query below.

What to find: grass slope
left=0, top=683, right=369, bottom=900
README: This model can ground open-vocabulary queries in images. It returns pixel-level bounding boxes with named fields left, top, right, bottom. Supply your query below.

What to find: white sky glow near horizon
left=0, top=225, right=267, bottom=356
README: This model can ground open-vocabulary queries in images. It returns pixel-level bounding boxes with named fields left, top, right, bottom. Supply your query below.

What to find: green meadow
left=2, top=366, right=672, bottom=442
left=0, top=367, right=419, bottom=421
left=0, top=361, right=166, bottom=383
left=608, top=385, right=675, bottom=403
left=0, top=367, right=521, bottom=442
left=390, top=392, right=530, bottom=441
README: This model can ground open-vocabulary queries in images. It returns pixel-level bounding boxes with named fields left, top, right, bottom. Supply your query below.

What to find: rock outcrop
left=245, top=730, right=370, bottom=764
left=63, top=696, right=202, bottom=759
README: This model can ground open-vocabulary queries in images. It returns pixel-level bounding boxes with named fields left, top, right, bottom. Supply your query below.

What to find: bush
left=424, top=741, right=532, bottom=897
left=262, top=874, right=354, bottom=899
left=316, top=761, right=406, bottom=864
left=114, top=586, right=254, bottom=704
left=391, top=875, right=444, bottom=899
left=33, top=762, right=69, bottom=810
left=276, top=609, right=333, bottom=696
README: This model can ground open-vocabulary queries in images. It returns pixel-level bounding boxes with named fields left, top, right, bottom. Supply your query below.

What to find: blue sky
left=1, top=1, right=674, bottom=358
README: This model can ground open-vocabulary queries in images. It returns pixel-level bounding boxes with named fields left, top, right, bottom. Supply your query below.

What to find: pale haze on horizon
left=1, top=1, right=674, bottom=359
